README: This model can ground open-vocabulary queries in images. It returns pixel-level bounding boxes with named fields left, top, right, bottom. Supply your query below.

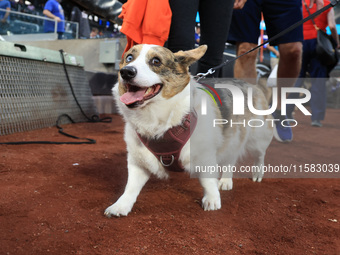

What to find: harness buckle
left=160, top=155, right=175, bottom=167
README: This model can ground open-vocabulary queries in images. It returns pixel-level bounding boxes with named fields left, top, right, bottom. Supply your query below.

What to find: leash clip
left=195, top=68, right=216, bottom=81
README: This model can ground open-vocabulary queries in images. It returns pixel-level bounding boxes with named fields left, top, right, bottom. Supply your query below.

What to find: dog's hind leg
left=249, top=129, right=272, bottom=182
left=218, top=175, right=234, bottom=191
left=252, top=153, right=265, bottom=182
left=218, top=155, right=239, bottom=191
left=104, top=165, right=151, bottom=217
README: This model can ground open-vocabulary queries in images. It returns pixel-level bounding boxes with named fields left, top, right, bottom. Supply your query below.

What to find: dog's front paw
left=104, top=201, right=133, bottom=218
left=202, top=193, right=221, bottom=211
left=218, top=178, right=233, bottom=190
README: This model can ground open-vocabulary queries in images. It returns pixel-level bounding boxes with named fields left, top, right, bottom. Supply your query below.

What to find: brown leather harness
left=136, top=110, right=198, bottom=172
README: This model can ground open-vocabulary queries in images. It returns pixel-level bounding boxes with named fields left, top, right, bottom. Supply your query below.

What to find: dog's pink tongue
left=120, top=90, right=145, bottom=105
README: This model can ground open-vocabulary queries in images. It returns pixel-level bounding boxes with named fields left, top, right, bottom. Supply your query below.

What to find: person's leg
left=167, top=0, right=199, bottom=53
left=233, top=42, right=258, bottom=84
left=197, top=0, right=235, bottom=77
left=263, top=0, right=303, bottom=107
left=276, top=41, right=303, bottom=110
left=263, top=0, right=303, bottom=142
left=308, top=40, right=328, bottom=124
left=286, top=40, right=310, bottom=119
left=286, top=78, right=305, bottom=120
left=57, top=32, right=64, bottom=40
left=271, top=42, right=302, bottom=142
left=227, top=0, right=262, bottom=80
left=310, top=77, right=327, bottom=125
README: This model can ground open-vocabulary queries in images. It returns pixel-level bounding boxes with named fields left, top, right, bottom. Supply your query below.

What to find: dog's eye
left=150, top=57, right=161, bottom=66
left=126, top=54, right=134, bottom=63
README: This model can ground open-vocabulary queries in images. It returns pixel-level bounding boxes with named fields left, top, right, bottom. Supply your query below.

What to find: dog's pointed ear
left=174, top=45, right=207, bottom=67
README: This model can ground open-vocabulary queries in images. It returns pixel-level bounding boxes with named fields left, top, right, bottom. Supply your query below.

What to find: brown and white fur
left=104, top=44, right=273, bottom=217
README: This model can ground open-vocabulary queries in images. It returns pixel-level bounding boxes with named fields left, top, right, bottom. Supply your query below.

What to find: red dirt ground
left=0, top=109, right=339, bottom=255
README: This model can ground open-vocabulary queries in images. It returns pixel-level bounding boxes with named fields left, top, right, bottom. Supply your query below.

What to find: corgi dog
left=104, top=44, right=273, bottom=217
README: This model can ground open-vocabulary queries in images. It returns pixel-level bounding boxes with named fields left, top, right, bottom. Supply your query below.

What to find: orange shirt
left=303, top=0, right=331, bottom=40
left=119, top=0, right=172, bottom=55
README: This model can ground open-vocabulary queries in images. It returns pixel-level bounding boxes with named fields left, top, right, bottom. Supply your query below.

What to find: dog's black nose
left=120, top=66, right=137, bottom=81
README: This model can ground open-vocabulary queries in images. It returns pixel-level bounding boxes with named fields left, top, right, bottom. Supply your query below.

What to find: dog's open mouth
left=120, top=83, right=163, bottom=108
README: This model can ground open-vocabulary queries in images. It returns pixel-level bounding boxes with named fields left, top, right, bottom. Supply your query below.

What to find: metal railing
left=0, top=8, right=79, bottom=41
left=0, top=41, right=97, bottom=136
